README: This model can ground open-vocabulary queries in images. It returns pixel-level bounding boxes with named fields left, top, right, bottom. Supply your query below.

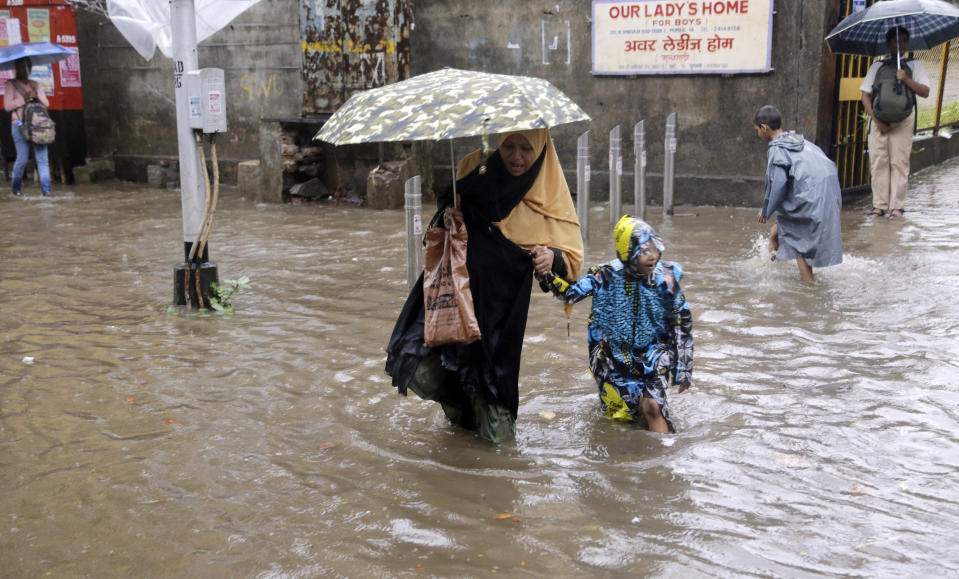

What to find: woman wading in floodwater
left=386, top=128, right=583, bottom=443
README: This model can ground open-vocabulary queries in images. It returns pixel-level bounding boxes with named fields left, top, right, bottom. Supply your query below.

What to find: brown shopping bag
left=423, top=210, right=482, bottom=347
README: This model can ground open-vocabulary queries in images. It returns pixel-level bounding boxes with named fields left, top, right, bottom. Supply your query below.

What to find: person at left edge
left=4, top=57, right=51, bottom=197
left=386, top=128, right=584, bottom=443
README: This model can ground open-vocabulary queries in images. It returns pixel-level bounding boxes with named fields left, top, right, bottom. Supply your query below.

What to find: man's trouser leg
left=868, top=118, right=892, bottom=211
left=887, top=113, right=914, bottom=211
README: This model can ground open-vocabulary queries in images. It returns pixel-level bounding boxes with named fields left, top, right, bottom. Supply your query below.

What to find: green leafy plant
left=939, top=100, right=959, bottom=127
left=917, top=102, right=938, bottom=129
left=209, top=276, right=251, bottom=313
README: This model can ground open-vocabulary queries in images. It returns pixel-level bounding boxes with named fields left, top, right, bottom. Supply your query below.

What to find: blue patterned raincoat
left=546, top=217, right=693, bottom=429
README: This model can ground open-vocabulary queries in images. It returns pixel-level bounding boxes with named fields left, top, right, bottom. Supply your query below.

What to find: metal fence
left=402, top=118, right=678, bottom=286
left=915, top=37, right=959, bottom=134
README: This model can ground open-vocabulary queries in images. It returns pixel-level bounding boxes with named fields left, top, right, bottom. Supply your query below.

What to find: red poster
left=58, top=51, right=79, bottom=87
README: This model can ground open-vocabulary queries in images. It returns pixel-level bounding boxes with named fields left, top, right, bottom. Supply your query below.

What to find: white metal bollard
left=609, top=124, right=622, bottom=229
left=663, top=113, right=677, bottom=217
left=634, top=120, right=646, bottom=221
left=404, top=175, right=423, bottom=288
left=576, top=130, right=590, bottom=241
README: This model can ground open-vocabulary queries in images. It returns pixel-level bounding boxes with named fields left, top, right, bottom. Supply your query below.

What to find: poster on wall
left=58, top=53, right=81, bottom=88
left=591, top=0, right=774, bottom=75
left=0, top=12, right=9, bottom=45
left=0, top=15, right=22, bottom=45
left=31, top=63, right=54, bottom=95
left=27, top=8, right=51, bottom=42
left=25, top=8, right=55, bottom=95
left=0, top=17, right=19, bottom=87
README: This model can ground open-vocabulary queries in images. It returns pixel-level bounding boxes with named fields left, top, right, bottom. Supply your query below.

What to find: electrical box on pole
left=186, top=68, right=227, bottom=133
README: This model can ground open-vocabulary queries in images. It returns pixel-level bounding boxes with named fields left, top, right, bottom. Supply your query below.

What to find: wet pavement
left=1, top=158, right=958, bottom=577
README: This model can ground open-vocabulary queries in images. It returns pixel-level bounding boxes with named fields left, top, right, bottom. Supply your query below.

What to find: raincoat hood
left=770, top=131, right=806, bottom=152
left=612, top=215, right=665, bottom=278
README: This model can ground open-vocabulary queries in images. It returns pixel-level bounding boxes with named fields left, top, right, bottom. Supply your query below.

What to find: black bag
left=871, top=58, right=916, bottom=124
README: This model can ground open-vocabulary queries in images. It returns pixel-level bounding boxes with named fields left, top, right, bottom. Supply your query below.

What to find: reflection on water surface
left=1, top=161, right=958, bottom=576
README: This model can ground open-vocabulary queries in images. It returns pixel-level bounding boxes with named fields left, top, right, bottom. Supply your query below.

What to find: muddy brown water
left=2, top=161, right=958, bottom=577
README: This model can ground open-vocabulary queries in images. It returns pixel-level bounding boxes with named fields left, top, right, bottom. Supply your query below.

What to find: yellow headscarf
left=455, top=128, right=584, bottom=278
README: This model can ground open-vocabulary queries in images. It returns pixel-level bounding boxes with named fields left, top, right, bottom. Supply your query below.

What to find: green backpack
left=871, top=58, right=916, bottom=124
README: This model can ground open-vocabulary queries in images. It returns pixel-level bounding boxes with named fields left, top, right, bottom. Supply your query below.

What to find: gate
left=299, top=0, right=412, bottom=115
left=831, top=0, right=874, bottom=198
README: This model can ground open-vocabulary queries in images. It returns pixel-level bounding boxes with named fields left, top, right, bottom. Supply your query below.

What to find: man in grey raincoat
left=754, top=105, right=843, bottom=282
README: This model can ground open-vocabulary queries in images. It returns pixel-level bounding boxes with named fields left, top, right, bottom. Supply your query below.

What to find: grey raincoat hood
left=761, top=131, right=843, bottom=268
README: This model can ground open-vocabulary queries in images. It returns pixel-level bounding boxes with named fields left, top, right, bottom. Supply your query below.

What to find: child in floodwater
left=539, top=215, right=693, bottom=432
left=754, top=104, right=843, bottom=282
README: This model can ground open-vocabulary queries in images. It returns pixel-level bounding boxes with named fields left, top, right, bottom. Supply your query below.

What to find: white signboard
left=592, top=0, right=774, bottom=75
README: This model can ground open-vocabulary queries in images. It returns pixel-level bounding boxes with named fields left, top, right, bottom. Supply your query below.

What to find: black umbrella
left=826, top=0, right=959, bottom=63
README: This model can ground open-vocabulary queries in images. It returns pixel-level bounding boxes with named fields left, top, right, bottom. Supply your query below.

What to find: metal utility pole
left=171, top=0, right=217, bottom=306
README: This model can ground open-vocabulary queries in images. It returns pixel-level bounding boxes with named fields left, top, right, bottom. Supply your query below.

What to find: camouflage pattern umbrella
left=314, top=68, right=590, bottom=145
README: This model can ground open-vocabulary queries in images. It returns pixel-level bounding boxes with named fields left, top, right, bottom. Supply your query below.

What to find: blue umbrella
left=0, top=41, right=76, bottom=70
left=826, top=0, right=959, bottom=57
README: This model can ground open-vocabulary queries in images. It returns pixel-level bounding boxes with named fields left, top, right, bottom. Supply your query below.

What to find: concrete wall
left=77, top=0, right=839, bottom=207
left=411, top=1, right=838, bottom=207
left=77, top=0, right=302, bottom=183
left=912, top=132, right=959, bottom=173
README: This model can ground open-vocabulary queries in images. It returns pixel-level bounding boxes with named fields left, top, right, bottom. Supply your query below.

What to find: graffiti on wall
left=240, top=73, right=286, bottom=102
left=542, top=19, right=571, bottom=66
left=238, top=72, right=286, bottom=118
left=485, top=14, right=574, bottom=73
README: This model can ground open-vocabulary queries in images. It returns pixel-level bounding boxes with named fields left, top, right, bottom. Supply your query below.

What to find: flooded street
left=2, top=158, right=959, bottom=577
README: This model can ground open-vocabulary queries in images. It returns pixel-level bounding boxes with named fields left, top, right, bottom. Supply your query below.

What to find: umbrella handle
left=450, top=140, right=457, bottom=208
left=897, top=31, right=901, bottom=70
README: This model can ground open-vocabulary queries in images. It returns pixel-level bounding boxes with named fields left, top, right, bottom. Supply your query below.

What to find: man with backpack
left=860, top=26, right=930, bottom=218
left=3, top=57, right=52, bottom=197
